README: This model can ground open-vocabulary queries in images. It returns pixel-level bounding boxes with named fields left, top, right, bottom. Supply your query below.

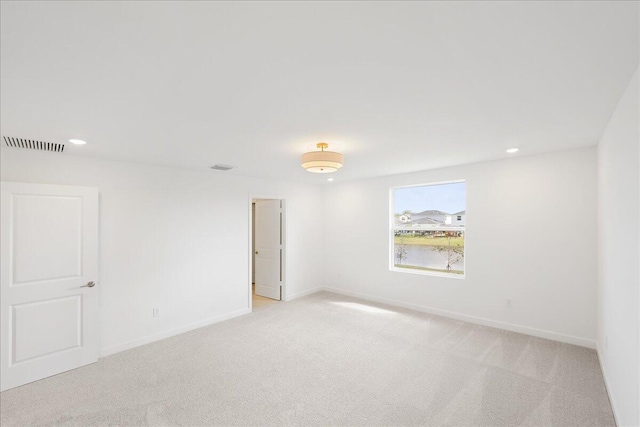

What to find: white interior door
left=254, top=199, right=282, bottom=301
left=1, top=182, right=99, bottom=391
left=252, top=203, right=256, bottom=284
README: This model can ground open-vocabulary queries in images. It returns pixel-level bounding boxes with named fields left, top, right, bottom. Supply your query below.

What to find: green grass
left=394, top=235, right=464, bottom=248
left=394, top=264, right=464, bottom=275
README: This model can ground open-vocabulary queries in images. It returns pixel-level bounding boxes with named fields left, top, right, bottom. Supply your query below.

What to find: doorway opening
left=250, top=198, right=285, bottom=310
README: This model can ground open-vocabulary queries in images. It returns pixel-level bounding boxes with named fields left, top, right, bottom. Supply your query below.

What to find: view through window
left=391, top=181, right=466, bottom=277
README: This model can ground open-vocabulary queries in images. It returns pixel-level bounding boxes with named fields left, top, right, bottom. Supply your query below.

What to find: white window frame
left=389, top=180, right=466, bottom=279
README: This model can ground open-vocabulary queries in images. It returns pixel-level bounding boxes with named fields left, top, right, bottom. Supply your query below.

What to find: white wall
left=323, top=147, right=598, bottom=347
left=0, top=149, right=324, bottom=356
left=597, top=68, right=639, bottom=427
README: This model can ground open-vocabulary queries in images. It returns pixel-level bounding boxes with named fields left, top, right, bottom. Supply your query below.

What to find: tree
left=395, top=239, right=409, bottom=265
left=434, top=237, right=464, bottom=271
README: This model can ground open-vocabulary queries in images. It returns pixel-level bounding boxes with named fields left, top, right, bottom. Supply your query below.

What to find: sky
left=393, top=182, right=465, bottom=214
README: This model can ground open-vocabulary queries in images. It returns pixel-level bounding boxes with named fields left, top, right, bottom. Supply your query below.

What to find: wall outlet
left=153, top=308, right=160, bottom=318
left=506, top=298, right=513, bottom=308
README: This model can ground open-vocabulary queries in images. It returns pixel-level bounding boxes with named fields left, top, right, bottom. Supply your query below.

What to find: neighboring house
left=393, top=214, right=412, bottom=229
left=394, top=210, right=465, bottom=237
left=453, top=210, right=466, bottom=226
left=410, top=209, right=450, bottom=224
left=408, top=217, right=444, bottom=226
left=395, top=209, right=464, bottom=229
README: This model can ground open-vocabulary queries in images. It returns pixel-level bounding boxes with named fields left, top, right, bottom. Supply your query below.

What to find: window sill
left=390, top=266, right=466, bottom=280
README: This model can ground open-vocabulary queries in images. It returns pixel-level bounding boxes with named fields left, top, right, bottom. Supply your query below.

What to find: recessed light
left=327, top=178, right=334, bottom=182
left=506, top=148, right=519, bottom=154
left=69, top=139, right=87, bottom=145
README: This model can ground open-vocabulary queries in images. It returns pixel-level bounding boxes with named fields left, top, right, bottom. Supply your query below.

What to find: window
left=391, top=181, right=466, bottom=277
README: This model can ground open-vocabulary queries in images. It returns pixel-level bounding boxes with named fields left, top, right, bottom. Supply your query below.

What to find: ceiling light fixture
left=506, top=148, right=519, bottom=154
left=301, top=142, right=343, bottom=173
left=69, top=139, right=87, bottom=145
left=327, top=178, right=334, bottom=182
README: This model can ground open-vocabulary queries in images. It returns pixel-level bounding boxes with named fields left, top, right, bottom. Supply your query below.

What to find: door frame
left=248, top=195, right=286, bottom=310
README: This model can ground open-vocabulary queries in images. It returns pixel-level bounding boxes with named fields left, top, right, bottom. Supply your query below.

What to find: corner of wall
left=596, top=65, right=640, bottom=427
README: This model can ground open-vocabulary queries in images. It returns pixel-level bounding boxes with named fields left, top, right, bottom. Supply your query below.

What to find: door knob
left=255, top=251, right=258, bottom=254
left=81, top=281, right=96, bottom=288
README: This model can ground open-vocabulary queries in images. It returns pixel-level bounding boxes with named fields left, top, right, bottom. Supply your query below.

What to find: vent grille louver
left=3, top=136, right=65, bottom=153
left=210, top=164, right=234, bottom=171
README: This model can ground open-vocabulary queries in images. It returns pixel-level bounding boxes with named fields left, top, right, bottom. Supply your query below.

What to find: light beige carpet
left=0, top=291, right=614, bottom=426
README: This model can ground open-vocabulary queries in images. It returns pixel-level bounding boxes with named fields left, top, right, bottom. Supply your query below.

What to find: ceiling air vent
left=209, top=164, right=234, bottom=171
left=3, top=136, right=65, bottom=153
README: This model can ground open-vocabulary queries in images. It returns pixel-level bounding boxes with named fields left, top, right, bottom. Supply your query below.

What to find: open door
left=254, top=199, right=283, bottom=301
left=1, top=182, right=99, bottom=391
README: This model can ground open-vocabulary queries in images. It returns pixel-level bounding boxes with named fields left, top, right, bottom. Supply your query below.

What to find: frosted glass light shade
left=301, top=143, right=344, bottom=173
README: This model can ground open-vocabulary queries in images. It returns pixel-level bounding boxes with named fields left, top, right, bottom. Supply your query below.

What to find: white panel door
left=1, top=182, right=99, bottom=391
left=254, top=199, right=282, bottom=301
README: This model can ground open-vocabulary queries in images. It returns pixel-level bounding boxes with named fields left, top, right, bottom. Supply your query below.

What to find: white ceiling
left=1, top=1, right=638, bottom=184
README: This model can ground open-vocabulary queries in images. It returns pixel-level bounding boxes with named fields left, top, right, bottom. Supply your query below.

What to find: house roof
left=409, top=217, right=444, bottom=225
left=413, top=210, right=450, bottom=217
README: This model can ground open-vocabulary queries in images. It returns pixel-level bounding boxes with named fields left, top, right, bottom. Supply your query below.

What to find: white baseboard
left=322, top=287, right=596, bottom=349
left=99, top=287, right=596, bottom=359
left=596, top=346, right=620, bottom=426
left=285, top=287, right=322, bottom=301
left=100, top=308, right=251, bottom=357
